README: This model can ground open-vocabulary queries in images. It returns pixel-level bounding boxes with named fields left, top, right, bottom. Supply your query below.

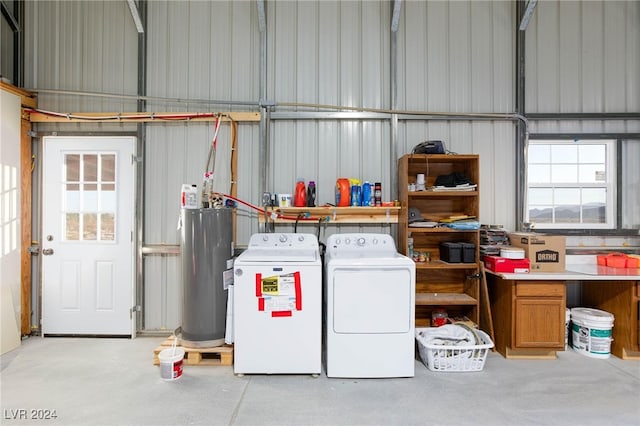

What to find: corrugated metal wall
left=525, top=0, right=639, bottom=131
left=22, top=0, right=638, bottom=332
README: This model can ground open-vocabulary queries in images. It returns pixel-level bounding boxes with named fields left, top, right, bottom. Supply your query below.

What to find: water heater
left=180, top=207, right=233, bottom=347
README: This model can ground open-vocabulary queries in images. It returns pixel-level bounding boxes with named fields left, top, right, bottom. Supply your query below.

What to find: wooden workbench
left=486, top=262, right=639, bottom=360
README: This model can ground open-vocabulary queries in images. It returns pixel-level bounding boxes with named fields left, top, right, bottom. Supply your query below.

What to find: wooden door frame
left=1, top=81, right=37, bottom=336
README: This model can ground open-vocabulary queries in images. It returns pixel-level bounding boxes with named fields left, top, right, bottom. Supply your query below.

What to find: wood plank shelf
left=416, top=293, right=478, bottom=306
left=415, top=261, right=478, bottom=270
left=408, top=190, right=479, bottom=197
left=259, top=206, right=399, bottom=224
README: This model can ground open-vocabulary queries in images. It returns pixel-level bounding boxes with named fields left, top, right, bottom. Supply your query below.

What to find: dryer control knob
left=298, top=235, right=305, bottom=242
left=335, top=238, right=341, bottom=245
left=357, top=237, right=366, bottom=246
left=279, top=234, right=288, bottom=243
left=345, top=238, right=350, bottom=245
left=372, top=238, right=378, bottom=245
left=262, top=235, right=269, bottom=242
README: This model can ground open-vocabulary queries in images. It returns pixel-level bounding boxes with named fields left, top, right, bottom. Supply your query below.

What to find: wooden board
left=153, top=339, right=233, bottom=366
left=505, top=347, right=558, bottom=359
left=28, top=111, right=260, bottom=123
left=479, top=263, right=496, bottom=347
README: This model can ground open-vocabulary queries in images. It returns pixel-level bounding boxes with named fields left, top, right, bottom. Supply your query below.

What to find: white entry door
left=42, top=136, right=135, bottom=336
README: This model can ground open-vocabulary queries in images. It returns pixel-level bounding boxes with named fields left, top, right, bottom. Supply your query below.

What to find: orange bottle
left=294, top=179, right=307, bottom=207
left=335, top=178, right=350, bottom=207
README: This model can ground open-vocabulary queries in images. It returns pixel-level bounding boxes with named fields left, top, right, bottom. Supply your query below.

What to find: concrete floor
left=1, top=336, right=639, bottom=426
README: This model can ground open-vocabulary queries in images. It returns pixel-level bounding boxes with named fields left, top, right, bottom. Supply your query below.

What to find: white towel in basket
left=417, top=324, right=475, bottom=347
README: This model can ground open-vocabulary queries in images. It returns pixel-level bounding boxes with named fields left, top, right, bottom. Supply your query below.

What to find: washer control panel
left=248, top=233, right=318, bottom=249
left=326, top=233, right=397, bottom=256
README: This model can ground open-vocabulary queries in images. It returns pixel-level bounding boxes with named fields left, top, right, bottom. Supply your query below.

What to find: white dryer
left=324, top=233, right=415, bottom=378
left=233, top=233, right=321, bottom=375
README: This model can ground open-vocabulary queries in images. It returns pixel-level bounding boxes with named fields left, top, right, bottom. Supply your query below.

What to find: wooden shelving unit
left=258, top=206, right=399, bottom=224
left=398, top=154, right=481, bottom=327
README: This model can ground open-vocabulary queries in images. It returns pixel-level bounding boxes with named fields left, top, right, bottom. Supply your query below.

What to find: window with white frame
left=526, top=139, right=616, bottom=230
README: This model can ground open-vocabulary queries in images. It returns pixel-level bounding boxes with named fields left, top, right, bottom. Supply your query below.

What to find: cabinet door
left=514, top=299, right=565, bottom=348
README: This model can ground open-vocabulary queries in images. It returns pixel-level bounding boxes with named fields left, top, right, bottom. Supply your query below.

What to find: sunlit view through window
left=0, top=164, right=19, bottom=258
left=63, top=153, right=117, bottom=241
left=526, top=139, right=615, bottom=229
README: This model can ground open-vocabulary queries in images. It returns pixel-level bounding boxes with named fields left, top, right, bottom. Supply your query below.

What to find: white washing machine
left=324, top=233, right=415, bottom=378
left=233, top=233, right=321, bottom=375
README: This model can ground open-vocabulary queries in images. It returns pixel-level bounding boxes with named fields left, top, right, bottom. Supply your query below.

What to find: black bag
left=434, top=172, right=471, bottom=187
left=412, top=140, right=445, bottom=154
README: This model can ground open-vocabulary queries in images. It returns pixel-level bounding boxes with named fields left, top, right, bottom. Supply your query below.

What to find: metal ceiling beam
left=391, top=0, right=402, bottom=33
left=1, top=0, right=19, bottom=31
left=127, top=0, right=144, bottom=33
left=519, top=0, right=537, bottom=31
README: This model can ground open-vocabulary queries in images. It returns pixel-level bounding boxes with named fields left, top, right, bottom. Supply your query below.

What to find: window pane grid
left=527, top=140, right=615, bottom=229
left=63, top=152, right=117, bottom=242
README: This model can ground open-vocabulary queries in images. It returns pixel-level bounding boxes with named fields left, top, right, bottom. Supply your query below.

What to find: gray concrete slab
left=1, top=336, right=638, bottom=425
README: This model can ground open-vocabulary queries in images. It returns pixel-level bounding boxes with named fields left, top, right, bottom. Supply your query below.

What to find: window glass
left=526, top=139, right=615, bottom=229
left=62, top=152, right=118, bottom=241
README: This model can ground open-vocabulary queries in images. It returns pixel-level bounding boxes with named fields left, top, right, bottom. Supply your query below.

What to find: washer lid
left=238, top=248, right=319, bottom=262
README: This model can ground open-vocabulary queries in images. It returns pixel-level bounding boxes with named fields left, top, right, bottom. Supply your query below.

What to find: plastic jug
left=307, top=181, right=316, bottom=207
left=335, top=178, right=350, bottom=207
left=294, top=179, right=307, bottom=207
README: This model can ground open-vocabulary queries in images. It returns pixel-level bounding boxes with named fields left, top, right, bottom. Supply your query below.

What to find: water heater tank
left=180, top=207, right=233, bottom=347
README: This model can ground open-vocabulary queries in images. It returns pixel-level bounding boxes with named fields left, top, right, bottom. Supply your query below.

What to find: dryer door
left=332, top=267, right=413, bottom=334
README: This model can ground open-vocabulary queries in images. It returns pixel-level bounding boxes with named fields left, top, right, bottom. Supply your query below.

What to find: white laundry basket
left=416, top=327, right=493, bottom=372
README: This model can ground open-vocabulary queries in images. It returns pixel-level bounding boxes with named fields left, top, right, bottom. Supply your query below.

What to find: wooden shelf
left=408, top=190, right=479, bottom=197
left=415, top=261, right=478, bottom=270
left=416, top=293, right=478, bottom=306
left=259, top=206, right=399, bottom=224
left=408, top=227, right=477, bottom=233
left=399, top=153, right=481, bottom=326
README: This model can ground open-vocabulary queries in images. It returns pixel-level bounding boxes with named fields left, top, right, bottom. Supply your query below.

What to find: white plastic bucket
left=570, top=308, right=614, bottom=359
left=158, top=347, right=185, bottom=381
left=565, top=308, right=570, bottom=349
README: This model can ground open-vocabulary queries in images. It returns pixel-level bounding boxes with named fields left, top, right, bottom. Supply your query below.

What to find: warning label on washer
left=256, top=272, right=302, bottom=316
left=261, top=274, right=296, bottom=296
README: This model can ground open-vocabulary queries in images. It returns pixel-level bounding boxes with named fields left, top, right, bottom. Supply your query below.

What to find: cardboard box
left=483, top=256, right=530, bottom=273
left=508, top=232, right=566, bottom=272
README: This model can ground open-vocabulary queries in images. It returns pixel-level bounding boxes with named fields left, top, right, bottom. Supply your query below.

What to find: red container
left=294, top=179, right=306, bottom=207
left=335, top=178, right=350, bottom=207
left=483, top=256, right=530, bottom=273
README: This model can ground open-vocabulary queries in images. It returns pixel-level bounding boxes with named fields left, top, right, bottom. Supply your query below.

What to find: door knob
left=42, top=248, right=54, bottom=255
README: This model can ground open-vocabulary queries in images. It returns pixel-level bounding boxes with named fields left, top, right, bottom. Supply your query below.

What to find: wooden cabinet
left=582, top=280, right=640, bottom=359
left=488, top=277, right=566, bottom=358
left=398, top=154, right=480, bottom=327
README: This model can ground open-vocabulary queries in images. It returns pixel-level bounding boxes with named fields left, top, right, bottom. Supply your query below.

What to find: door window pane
left=65, top=154, right=80, bottom=182
left=83, top=213, right=97, bottom=240
left=83, top=155, right=98, bottom=182
left=102, top=155, right=115, bottom=181
left=63, top=152, right=118, bottom=241
left=66, top=213, right=79, bottom=241
left=101, top=213, right=115, bottom=241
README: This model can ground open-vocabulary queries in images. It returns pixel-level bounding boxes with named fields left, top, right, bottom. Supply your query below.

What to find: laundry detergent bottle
left=307, top=181, right=316, bottom=207
left=335, top=178, right=350, bottom=207
left=294, top=178, right=307, bottom=207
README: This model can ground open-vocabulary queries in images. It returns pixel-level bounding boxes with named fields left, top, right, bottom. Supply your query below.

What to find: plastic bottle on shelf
left=374, top=182, right=382, bottom=206
left=294, top=178, right=307, bottom=207
left=362, top=181, right=372, bottom=207
left=307, top=181, right=316, bottom=207
left=335, top=178, right=350, bottom=207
